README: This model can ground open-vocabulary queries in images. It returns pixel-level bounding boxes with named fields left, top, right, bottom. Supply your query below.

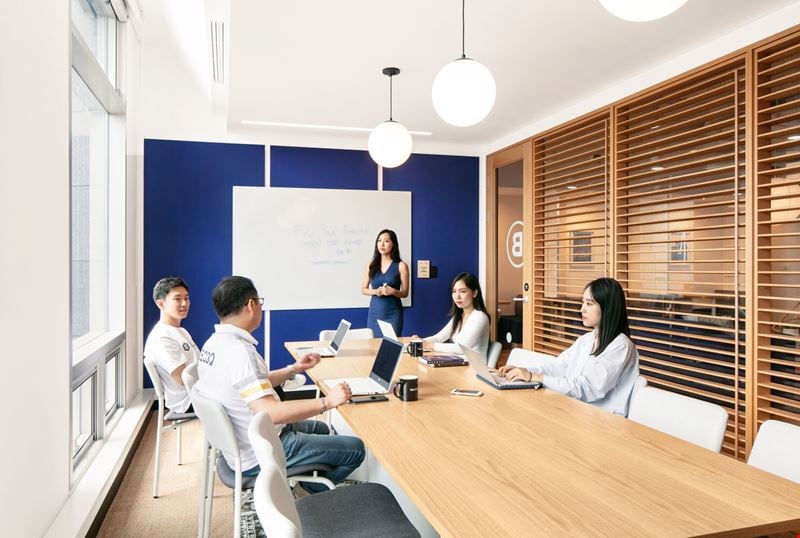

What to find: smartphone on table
left=451, top=388, right=483, bottom=397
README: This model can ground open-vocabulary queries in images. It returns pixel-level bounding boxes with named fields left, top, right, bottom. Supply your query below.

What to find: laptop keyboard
left=346, top=379, right=384, bottom=395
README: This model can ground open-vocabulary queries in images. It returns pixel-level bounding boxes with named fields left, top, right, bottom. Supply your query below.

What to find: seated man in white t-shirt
left=196, top=276, right=365, bottom=493
left=143, top=277, right=199, bottom=413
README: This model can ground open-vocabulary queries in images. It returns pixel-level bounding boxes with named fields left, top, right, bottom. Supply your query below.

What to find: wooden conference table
left=286, top=338, right=800, bottom=537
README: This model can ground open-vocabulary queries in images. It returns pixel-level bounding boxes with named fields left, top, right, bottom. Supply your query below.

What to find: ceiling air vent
left=209, top=21, right=225, bottom=84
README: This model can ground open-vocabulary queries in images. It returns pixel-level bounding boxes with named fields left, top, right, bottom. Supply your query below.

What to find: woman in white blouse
left=498, top=277, right=640, bottom=417
left=423, top=272, right=490, bottom=357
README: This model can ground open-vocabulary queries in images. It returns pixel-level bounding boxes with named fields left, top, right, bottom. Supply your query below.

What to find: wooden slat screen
left=615, top=59, right=748, bottom=459
left=531, top=114, right=610, bottom=356
left=754, top=34, right=800, bottom=430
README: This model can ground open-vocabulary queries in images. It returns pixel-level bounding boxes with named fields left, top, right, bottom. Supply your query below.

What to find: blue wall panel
left=143, top=139, right=265, bottom=387
left=144, top=141, right=478, bottom=385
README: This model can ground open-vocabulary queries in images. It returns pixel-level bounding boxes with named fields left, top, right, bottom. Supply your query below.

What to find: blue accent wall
left=143, top=139, right=265, bottom=387
left=144, top=140, right=479, bottom=386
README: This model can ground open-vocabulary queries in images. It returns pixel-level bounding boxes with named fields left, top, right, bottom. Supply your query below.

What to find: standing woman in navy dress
left=362, top=229, right=409, bottom=337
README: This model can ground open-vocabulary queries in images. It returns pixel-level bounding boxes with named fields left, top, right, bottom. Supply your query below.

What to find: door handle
left=512, top=296, right=529, bottom=303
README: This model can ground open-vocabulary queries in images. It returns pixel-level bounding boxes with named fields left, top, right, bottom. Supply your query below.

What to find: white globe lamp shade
left=368, top=120, right=412, bottom=168
left=598, top=0, right=688, bottom=22
left=432, top=57, right=496, bottom=127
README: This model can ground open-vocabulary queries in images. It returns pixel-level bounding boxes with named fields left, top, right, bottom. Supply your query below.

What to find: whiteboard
left=233, top=187, right=412, bottom=310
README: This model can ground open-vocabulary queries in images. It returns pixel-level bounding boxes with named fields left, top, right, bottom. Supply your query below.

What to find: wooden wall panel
left=753, top=33, right=800, bottom=433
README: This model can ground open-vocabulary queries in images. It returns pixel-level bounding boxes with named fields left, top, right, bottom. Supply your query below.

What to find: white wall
left=0, top=2, right=71, bottom=535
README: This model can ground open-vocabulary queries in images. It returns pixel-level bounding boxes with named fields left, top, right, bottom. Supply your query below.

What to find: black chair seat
left=216, top=457, right=333, bottom=489
left=216, top=457, right=258, bottom=490
left=287, top=463, right=333, bottom=477
left=164, top=410, right=196, bottom=421
left=296, top=482, right=420, bottom=538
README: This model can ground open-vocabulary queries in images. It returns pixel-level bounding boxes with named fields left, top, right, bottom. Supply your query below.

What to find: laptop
left=458, top=343, right=542, bottom=390
left=376, top=319, right=397, bottom=340
left=324, top=337, right=404, bottom=396
left=297, top=319, right=351, bottom=357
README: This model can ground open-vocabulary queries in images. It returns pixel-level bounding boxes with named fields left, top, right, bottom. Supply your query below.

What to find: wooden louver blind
left=754, top=34, right=800, bottom=431
left=531, top=114, right=610, bottom=356
left=615, top=59, right=748, bottom=459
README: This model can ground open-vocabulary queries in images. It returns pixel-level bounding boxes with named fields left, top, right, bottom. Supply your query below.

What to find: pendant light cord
left=461, top=0, right=466, bottom=58
left=389, top=74, right=393, bottom=121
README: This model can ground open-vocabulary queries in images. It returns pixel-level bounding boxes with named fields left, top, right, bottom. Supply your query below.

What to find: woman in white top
left=498, top=277, right=640, bottom=417
left=423, top=272, right=490, bottom=357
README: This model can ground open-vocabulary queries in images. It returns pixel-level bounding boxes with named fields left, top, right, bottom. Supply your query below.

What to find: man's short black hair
left=152, top=276, right=189, bottom=303
left=212, top=276, right=258, bottom=319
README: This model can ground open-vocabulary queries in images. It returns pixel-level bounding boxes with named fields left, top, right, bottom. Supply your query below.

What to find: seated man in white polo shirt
left=143, top=276, right=199, bottom=413
left=196, top=275, right=365, bottom=493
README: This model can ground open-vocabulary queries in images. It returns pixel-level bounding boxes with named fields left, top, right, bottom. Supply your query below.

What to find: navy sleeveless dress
left=367, top=261, right=404, bottom=337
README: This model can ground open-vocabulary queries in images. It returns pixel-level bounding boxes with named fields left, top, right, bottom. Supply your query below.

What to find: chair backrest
left=248, top=412, right=302, bottom=537
left=181, top=361, right=198, bottom=392
left=628, top=386, right=728, bottom=452
left=143, top=356, right=165, bottom=403
left=318, top=327, right=374, bottom=341
left=506, top=348, right=556, bottom=370
left=487, top=341, right=502, bottom=369
left=190, top=386, right=241, bottom=462
left=747, top=420, right=800, bottom=483
left=629, top=375, right=647, bottom=405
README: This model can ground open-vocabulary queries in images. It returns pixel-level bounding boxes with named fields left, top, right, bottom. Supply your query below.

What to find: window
left=71, top=69, right=109, bottom=344
left=71, top=0, right=116, bottom=82
left=70, top=1, right=125, bottom=475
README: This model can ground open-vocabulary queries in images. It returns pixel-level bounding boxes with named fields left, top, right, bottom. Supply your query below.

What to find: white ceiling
left=219, top=1, right=799, bottom=148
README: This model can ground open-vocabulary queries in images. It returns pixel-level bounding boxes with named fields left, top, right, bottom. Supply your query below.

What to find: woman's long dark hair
left=368, top=229, right=402, bottom=279
left=448, top=272, right=489, bottom=336
left=586, top=277, right=630, bottom=356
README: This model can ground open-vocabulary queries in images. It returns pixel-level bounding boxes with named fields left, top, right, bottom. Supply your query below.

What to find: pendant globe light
left=598, top=0, right=689, bottom=22
left=432, top=0, right=495, bottom=127
left=369, top=67, right=413, bottom=168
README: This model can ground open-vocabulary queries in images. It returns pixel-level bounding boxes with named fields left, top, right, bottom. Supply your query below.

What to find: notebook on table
left=296, top=319, right=351, bottom=357
left=418, top=354, right=466, bottom=368
left=458, top=344, right=542, bottom=390
left=323, top=337, right=404, bottom=396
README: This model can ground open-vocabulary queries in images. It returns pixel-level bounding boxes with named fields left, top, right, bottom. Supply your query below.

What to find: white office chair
left=505, top=347, right=556, bottom=369
left=627, top=386, right=728, bottom=452
left=628, top=375, right=648, bottom=408
left=747, top=420, right=800, bottom=484
left=318, top=327, right=374, bottom=341
left=190, top=387, right=335, bottom=538
left=486, top=341, right=502, bottom=369
left=248, top=412, right=420, bottom=538
left=143, top=356, right=196, bottom=498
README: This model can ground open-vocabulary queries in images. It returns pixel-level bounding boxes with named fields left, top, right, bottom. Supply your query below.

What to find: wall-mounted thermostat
left=417, top=260, right=431, bottom=278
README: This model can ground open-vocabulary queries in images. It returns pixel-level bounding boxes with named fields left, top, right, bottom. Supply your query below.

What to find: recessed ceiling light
left=651, top=125, right=660, bottom=130
left=241, top=120, right=432, bottom=136
left=650, top=166, right=665, bottom=171
left=567, top=186, right=577, bottom=190
left=788, top=135, right=800, bottom=141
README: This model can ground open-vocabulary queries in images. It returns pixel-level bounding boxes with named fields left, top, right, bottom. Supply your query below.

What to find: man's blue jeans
left=243, top=420, right=365, bottom=494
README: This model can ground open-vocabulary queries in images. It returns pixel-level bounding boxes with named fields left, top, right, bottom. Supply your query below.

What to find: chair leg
left=197, top=441, right=210, bottom=538
left=176, top=424, right=183, bottom=465
left=203, top=449, right=215, bottom=538
left=152, top=419, right=162, bottom=498
left=234, top=459, right=242, bottom=538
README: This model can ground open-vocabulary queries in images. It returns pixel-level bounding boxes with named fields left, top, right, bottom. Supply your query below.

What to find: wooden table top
left=286, top=338, right=800, bottom=537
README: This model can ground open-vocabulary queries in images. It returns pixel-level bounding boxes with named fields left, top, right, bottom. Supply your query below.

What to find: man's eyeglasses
left=250, top=297, right=265, bottom=306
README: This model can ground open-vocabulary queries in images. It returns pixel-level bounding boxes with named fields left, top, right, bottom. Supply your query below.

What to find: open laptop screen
left=369, top=338, right=404, bottom=390
left=329, top=319, right=351, bottom=352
